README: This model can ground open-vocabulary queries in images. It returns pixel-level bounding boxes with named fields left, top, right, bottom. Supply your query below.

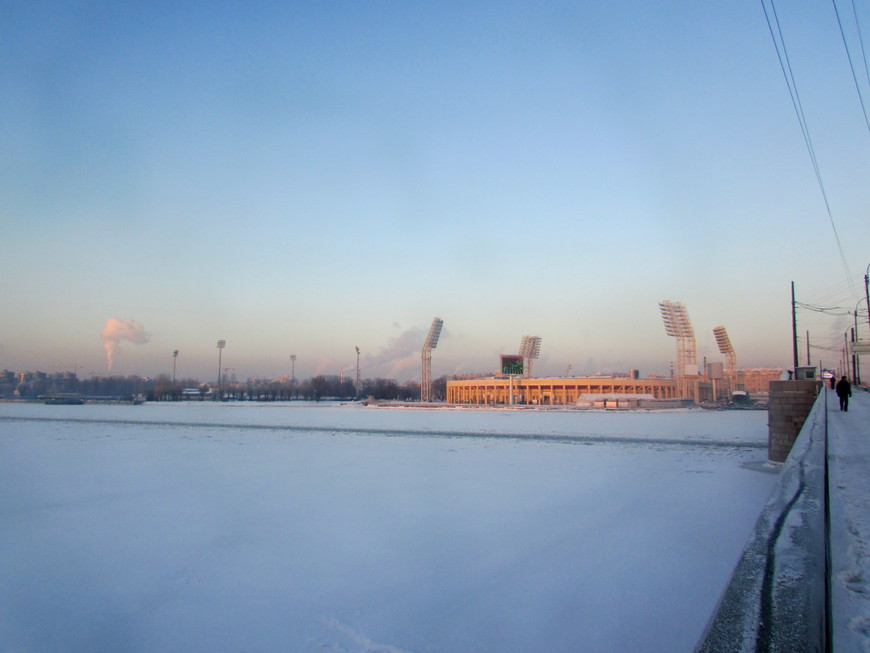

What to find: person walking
left=835, top=375, right=852, bottom=411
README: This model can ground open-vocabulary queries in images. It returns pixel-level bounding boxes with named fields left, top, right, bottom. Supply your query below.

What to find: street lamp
left=355, top=347, right=361, bottom=398
left=216, top=340, right=226, bottom=400
left=172, top=350, right=179, bottom=383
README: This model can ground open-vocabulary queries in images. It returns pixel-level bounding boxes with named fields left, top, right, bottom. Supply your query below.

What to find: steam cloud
left=367, top=328, right=424, bottom=380
left=309, top=325, right=457, bottom=381
left=101, top=318, right=149, bottom=371
left=314, top=327, right=434, bottom=382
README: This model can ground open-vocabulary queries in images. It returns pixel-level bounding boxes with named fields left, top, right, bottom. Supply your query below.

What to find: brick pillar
left=768, top=380, right=820, bottom=462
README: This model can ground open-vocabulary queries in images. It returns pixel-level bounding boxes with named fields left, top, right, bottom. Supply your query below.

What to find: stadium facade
left=446, top=376, right=687, bottom=406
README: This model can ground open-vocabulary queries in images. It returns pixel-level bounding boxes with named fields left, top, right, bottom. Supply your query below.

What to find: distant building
left=730, top=368, right=785, bottom=399
left=446, top=377, right=684, bottom=405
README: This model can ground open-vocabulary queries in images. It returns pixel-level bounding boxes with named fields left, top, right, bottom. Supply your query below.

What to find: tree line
left=150, top=374, right=448, bottom=402
left=4, top=372, right=448, bottom=402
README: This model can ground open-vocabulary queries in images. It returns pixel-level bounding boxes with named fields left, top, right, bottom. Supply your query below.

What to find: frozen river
left=0, top=402, right=777, bottom=652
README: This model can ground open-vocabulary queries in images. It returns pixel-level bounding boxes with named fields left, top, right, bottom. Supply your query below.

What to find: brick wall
left=768, top=379, right=820, bottom=462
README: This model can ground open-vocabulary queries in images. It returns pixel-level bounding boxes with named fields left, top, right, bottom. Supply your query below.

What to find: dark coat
left=836, top=378, right=852, bottom=398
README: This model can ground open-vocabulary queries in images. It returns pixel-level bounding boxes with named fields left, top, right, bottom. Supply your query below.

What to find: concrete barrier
left=695, top=390, right=828, bottom=652
left=768, top=379, right=820, bottom=462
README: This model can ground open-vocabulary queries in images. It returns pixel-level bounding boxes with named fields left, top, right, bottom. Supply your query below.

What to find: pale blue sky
left=2, top=1, right=869, bottom=382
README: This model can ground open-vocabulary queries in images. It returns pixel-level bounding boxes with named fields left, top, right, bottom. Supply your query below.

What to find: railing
left=695, top=389, right=828, bottom=652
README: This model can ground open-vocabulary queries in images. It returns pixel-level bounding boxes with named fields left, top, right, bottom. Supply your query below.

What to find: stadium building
left=446, top=376, right=692, bottom=406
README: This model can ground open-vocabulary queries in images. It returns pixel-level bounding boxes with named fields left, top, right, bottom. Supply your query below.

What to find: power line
left=809, top=342, right=843, bottom=352
left=831, top=0, right=870, bottom=136
left=852, top=0, right=870, bottom=92
left=795, top=300, right=868, bottom=316
left=809, top=276, right=862, bottom=303
left=760, top=0, right=856, bottom=296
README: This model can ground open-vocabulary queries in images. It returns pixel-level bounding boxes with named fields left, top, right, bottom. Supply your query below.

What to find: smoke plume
left=311, top=325, right=451, bottom=382
left=101, top=318, right=149, bottom=371
left=359, top=326, right=441, bottom=381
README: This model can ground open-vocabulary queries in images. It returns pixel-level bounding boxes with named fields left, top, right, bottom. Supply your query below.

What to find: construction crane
left=421, top=317, right=443, bottom=402
left=519, top=335, right=542, bottom=378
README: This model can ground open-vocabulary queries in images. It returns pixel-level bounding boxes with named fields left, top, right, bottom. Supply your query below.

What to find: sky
left=2, top=1, right=869, bottom=382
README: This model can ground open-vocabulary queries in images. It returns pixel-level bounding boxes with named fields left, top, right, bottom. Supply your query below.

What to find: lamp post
left=355, top=347, right=361, bottom=398
left=172, top=350, right=179, bottom=383
left=216, top=340, right=226, bottom=400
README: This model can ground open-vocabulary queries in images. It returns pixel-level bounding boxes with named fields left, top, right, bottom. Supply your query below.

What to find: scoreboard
left=500, top=355, right=523, bottom=376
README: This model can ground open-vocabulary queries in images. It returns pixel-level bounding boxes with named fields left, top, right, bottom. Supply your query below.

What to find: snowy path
left=827, top=386, right=870, bottom=650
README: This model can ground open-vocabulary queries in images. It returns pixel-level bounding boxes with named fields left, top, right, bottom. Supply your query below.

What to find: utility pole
left=806, top=331, right=810, bottom=367
left=865, top=264, right=870, bottom=334
left=855, top=310, right=862, bottom=385
left=852, top=327, right=857, bottom=384
left=844, top=333, right=848, bottom=377
left=791, top=282, right=799, bottom=377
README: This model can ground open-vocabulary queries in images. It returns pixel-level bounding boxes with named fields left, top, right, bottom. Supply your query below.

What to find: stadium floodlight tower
left=519, top=335, right=542, bottom=378
left=713, top=326, right=737, bottom=397
left=421, top=317, right=444, bottom=402
left=216, top=340, right=226, bottom=401
left=659, top=300, right=698, bottom=399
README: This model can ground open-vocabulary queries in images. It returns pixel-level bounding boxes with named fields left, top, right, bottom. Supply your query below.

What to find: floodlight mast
left=519, top=336, right=530, bottom=377
left=713, top=326, right=737, bottom=397
left=421, top=317, right=443, bottom=402
left=519, top=335, right=542, bottom=378
left=659, top=300, right=697, bottom=399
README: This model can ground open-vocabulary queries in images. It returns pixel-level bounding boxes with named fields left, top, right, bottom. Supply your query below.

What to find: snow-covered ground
left=0, top=402, right=778, bottom=652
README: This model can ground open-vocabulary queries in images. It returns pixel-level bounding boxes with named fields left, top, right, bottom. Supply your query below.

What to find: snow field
left=0, top=403, right=778, bottom=652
